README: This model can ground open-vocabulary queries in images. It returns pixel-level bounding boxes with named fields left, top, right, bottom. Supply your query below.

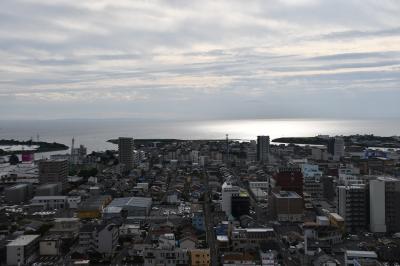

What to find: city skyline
left=1, top=0, right=400, bottom=120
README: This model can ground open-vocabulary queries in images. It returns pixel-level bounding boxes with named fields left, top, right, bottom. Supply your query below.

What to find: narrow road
left=203, top=170, right=218, bottom=266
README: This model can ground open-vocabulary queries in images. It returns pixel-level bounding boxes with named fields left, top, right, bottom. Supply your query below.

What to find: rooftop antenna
left=71, top=137, right=75, bottom=155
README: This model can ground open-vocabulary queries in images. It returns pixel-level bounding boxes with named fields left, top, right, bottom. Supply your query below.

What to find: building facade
left=118, top=137, right=134, bottom=172
left=337, top=185, right=368, bottom=233
left=38, top=159, right=68, bottom=190
left=273, top=167, right=304, bottom=196
left=221, top=182, right=240, bottom=217
left=79, top=223, right=119, bottom=257
left=270, top=191, right=304, bottom=222
left=7, top=235, right=40, bottom=266
left=257, top=136, right=270, bottom=163
left=369, top=177, right=400, bottom=233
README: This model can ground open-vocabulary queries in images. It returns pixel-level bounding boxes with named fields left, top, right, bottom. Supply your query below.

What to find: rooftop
left=109, top=196, right=152, bottom=208
left=32, top=196, right=67, bottom=200
left=78, top=195, right=111, bottom=211
left=7, top=235, right=40, bottom=246
left=329, top=213, right=344, bottom=221
left=376, top=176, right=400, bottom=182
left=346, top=250, right=378, bottom=258
left=217, top=235, right=229, bottom=242
left=103, top=206, right=123, bottom=214
left=273, top=191, right=301, bottom=199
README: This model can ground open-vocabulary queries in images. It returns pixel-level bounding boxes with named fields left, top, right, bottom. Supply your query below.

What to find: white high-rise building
left=257, top=136, right=270, bottom=163
left=328, top=137, right=345, bottom=161
left=370, top=179, right=386, bottom=233
left=369, top=177, right=400, bottom=233
left=221, top=182, right=240, bottom=217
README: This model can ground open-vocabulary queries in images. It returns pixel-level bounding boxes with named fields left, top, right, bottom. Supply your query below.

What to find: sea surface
left=0, top=118, right=399, bottom=153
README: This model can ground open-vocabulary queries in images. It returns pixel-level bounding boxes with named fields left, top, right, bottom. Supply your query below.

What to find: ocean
left=0, top=118, right=399, bottom=153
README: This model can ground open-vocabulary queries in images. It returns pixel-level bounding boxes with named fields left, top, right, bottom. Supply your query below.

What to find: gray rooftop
left=273, top=191, right=301, bottom=199
left=109, top=197, right=152, bottom=208
left=7, top=235, right=40, bottom=246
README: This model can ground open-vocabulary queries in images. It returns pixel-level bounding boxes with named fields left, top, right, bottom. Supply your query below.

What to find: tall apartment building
left=257, top=136, right=270, bottom=163
left=337, top=185, right=368, bottom=233
left=118, top=137, right=134, bottom=172
left=38, top=159, right=68, bottom=190
left=369, top=177, right=400, bottom=233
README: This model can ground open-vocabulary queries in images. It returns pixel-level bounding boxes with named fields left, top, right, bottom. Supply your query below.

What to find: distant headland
left=0, top=139, right=69, bottom=156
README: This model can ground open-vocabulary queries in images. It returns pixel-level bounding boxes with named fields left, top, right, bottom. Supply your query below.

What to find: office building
left=221, top=182, right=240, bottom=217
left=79, top=223, right=119, bottom=257
left=321, top=176, right=335, bottom=201
left=107, top=196, right=152, bottom=217
left=337, top=185, right=368, bottom=233
left=369, top=177, right=400, bottom=233
left=77, top=195, right=112, bottom=219
left=303, top=178, right=323, bottom=201
left=270, top=191, right=304, bottom=222
left=273, top=167, right=304, bottom=196
left=38, top=159, right=68, bottom=190
left=5, top=183, right=33, bottom=203
left=257, top=136, right=270, bottom=163
left=7, top=235, right=40, bottom=266
left=327, top=137, right=345, bottom=161
left=231, top=191, right=250, bottom=218
left=118, top=137, right=134, bottom=172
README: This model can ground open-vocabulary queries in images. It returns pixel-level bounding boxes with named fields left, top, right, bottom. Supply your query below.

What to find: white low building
left=30, top=196, right=68, bottom=210
left=344, top=250, right=378, bottom=265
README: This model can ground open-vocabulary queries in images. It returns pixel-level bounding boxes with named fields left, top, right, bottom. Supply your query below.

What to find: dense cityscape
left=0, top=134, right=399, bottom=265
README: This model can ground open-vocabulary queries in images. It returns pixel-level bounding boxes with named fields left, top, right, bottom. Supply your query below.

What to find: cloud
left=0, top=0, right=399, bottom=119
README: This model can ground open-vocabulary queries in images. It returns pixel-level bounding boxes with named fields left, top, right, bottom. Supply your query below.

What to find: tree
left=9, top=154, right=19, bottom=165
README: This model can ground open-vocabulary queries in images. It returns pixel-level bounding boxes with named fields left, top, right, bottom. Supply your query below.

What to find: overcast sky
left=1, top=0, right=399, bottom=120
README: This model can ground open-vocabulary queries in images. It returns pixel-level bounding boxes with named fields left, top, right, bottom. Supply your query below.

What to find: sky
left=0, top=0, right=399, bottom=120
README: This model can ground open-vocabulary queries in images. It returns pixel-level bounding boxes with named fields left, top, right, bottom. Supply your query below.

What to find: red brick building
left=272, top=167, right=304, bottom=196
